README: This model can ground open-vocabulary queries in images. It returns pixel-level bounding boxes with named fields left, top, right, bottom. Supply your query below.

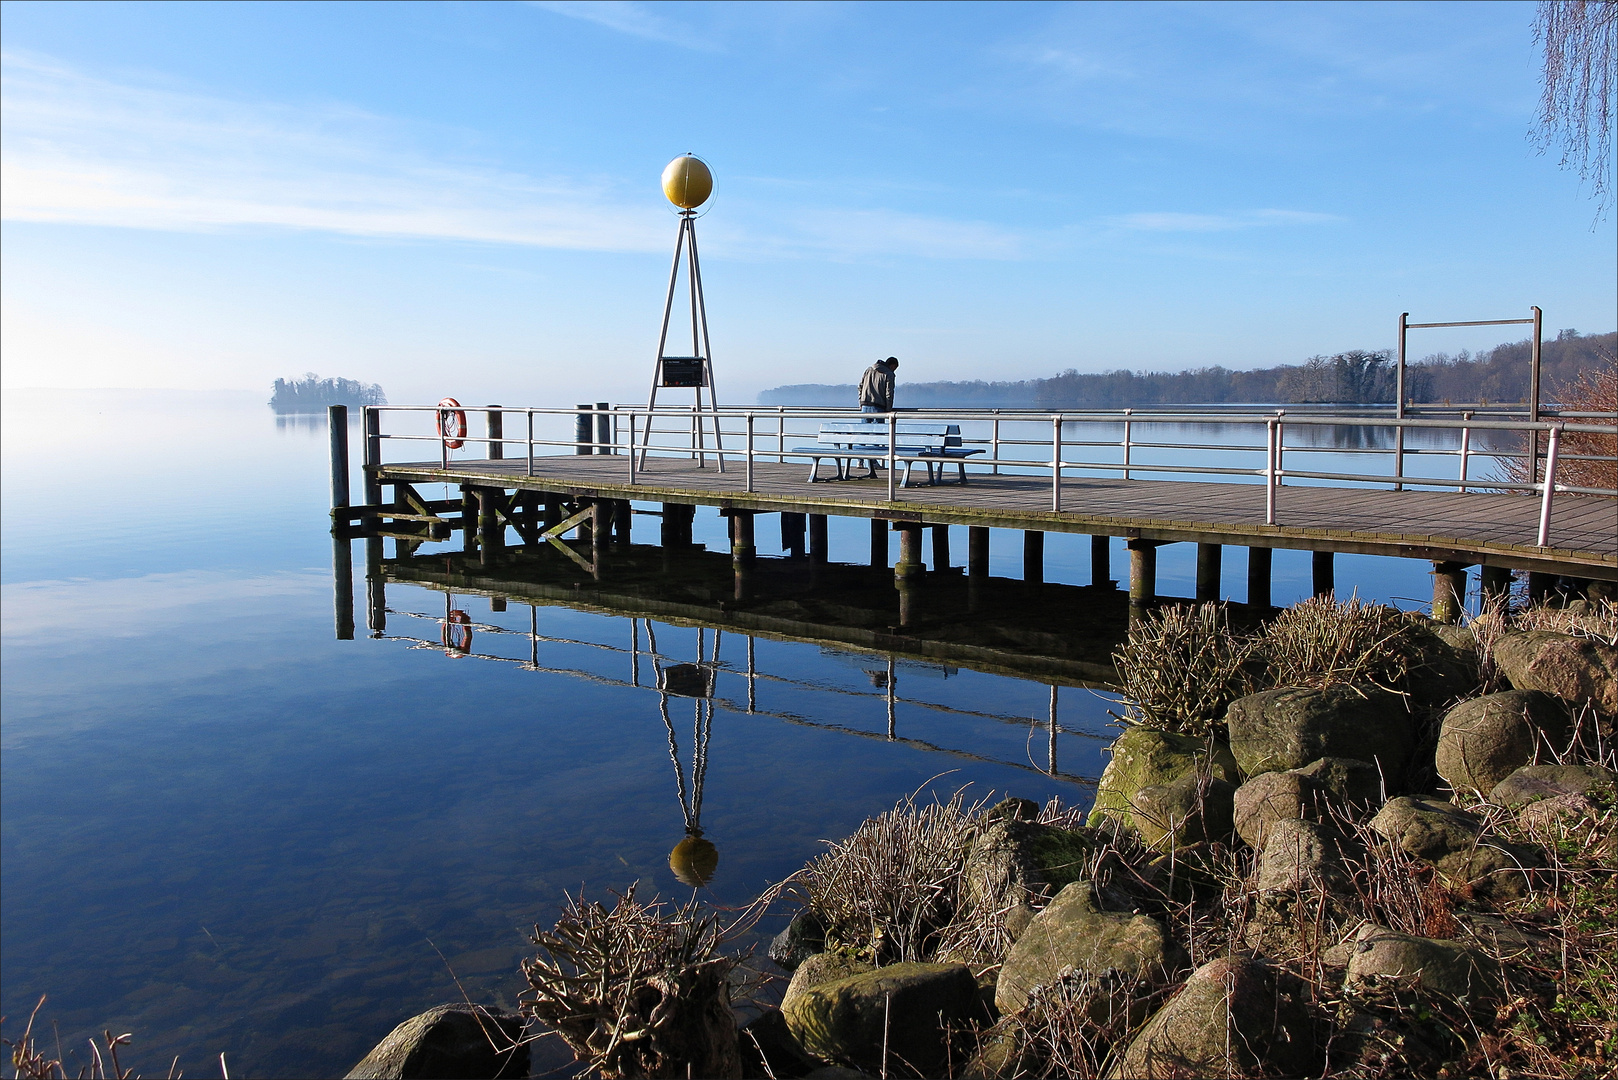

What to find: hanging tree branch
left=1532, top=0, right=1618, bottom=216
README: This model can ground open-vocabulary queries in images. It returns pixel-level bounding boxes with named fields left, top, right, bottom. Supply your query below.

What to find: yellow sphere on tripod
left=661, top=155, right=713, bottom=210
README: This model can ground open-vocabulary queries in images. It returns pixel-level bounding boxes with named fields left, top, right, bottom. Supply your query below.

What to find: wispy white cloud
left=0, top=51, right=667, bottom=251
left=525, top=1, right=719, bottom=52
left=1108, top=209, right=1341, bottom=233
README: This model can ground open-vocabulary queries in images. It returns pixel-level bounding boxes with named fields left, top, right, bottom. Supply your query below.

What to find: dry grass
left=1510, top=599, right=1618, bottom=646
left=1112, top=603, right=1257, bottom=737
left=1259, top=595, right=1427, bottom=696
left=2, top=997, right=179, bottom=1080
left=519, top=884, right=742, bottom=1080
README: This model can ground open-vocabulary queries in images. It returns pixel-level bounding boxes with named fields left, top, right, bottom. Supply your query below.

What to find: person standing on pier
left=859, top=356, right=898, bottom=417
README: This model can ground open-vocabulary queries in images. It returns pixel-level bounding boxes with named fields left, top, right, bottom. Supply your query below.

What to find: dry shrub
left=1113, top=603, right=1257, bottom=737
left=519, top=885, right=741, bottom=1079
left=1511, top=599, right=1618, bottom=646
left=1259, top=595, right=1423, bottom=695
left=1498, top=352, right=1617, bottom=492
left=799, top=789, right=985, bottom=964
left=985, top=970, right=1169, bottom=1080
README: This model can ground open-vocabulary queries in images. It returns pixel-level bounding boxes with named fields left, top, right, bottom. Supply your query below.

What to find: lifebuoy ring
left=438, top=397, right=467, bottom=449
left=442, top=609, right=472, bottom=655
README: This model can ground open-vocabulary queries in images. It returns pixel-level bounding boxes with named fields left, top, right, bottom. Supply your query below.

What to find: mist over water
left=2, top=392, right=1485, bottom=1077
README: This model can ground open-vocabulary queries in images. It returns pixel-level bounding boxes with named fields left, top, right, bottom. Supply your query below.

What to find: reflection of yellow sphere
left=661, top=155, right=713, bottom=209
left=669, top=834, right=719, bottom=887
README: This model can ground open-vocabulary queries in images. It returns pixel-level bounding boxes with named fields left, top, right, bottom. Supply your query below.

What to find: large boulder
left=995, top=881, right=1183, bottom=1016
left=1129, top=772, right=1235, bottom=851
left=1225, top=685, right=1413, bottom=780
left=781, top=953, right=875, bottom=1019
left=1369, top=797, right=1538, bottom=902
left=1492, top=630, right=1618, bottom=715
left=1294, top=756, right=1385, bottom=809
left=345, top=1004, right=528, bottom=1080
left=1489, top=762, right=1618, bottom=808
left=1434, top=690, right=1571, bottom=795
left=1234, top=757, right=1384, bottom=849
left=1344, top=925, right=1501, bottom=1004
left=1253, top=819, right=1356, bottom=893
left=770, top=909, right=828, bottom=972
left=1404, top=624, right=1483, bottom=706
left=960, top=819, right=1100, bottom=913
left=1106, top=957, right=1319, bottom=1080
left=1088, top=727, right=1240, bottom=828
left=781, top=962, right=979, bottom=1076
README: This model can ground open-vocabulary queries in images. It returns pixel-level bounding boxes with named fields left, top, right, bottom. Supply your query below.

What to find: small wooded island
left=270, top=374, right=387, bottom=413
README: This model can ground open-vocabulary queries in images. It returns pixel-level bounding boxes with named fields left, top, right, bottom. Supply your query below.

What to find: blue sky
left=1, top=0, right=1613, bottom=404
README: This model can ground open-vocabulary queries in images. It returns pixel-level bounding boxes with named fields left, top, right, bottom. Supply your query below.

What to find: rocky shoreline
left=337, top=596, right=1615, bottom=1080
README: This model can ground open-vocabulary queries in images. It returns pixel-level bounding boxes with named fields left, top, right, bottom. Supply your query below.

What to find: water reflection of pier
left=347, top=560, right=1103, bottom=783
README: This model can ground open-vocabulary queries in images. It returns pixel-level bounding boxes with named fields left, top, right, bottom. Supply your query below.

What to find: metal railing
left=361, top=403, right=1617, bottom=549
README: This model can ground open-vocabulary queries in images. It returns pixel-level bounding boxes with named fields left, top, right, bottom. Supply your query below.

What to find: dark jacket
left=858, top=363, right=896, bottom=410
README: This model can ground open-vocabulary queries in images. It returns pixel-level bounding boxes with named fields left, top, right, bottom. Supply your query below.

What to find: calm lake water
left=1, top=391, right=1501, bottom=1077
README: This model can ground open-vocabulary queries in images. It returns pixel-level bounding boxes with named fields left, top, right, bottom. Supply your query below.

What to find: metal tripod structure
left=643, top=209, right=725, bottom=470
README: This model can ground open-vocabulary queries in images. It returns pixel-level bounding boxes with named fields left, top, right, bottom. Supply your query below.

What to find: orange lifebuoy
left=442, top=609, right=472, bottom=655
left=438, top=397, right=468, bottom=449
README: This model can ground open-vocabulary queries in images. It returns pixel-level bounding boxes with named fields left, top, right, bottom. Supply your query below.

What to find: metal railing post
left=1457, top=412, right=1471, bottom=492
left=992, top=415, right=1001, bottom=474
left=745, top=411, right=755, bottom=492
left=628, top=412, right=638, bottom=485
left=1536, top=423, right=1562, bottom=547
left=887, top=414, right=897, bottom=502
left=1052, top=415, right=1062, bottom=512
left=526, top=410, right=535, bottom=477
left=1275, top=414, right=1285, bottom=486
left=1122, top=409, right=1133, bottom=480
left=1265, top=417, right=1278, bottom=526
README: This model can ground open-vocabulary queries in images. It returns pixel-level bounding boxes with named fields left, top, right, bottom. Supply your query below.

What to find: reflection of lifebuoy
left=438, top=397, right=467, bottom=449
left=442, top=609, right=472, bottom=656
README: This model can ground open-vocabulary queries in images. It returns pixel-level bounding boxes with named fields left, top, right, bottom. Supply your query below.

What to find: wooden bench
left=794, top=422, right=984, bottom=486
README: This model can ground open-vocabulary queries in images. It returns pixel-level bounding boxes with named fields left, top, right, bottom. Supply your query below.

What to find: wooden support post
left=932, top=524, right=951, bottom=573
left=491, top=596, right=507, bottom=613
left=332, top=533, right=354, bottom=640
left=781, top=512, right=807, bottom=558
left=362, top=407, right=382, bottom=532
left=662, top=502, right=693, bottom=548
left=1128, top=539, right=1158, bottom=609
left=575, top=405, right=592, bottom=455
left=365, top=535, right=385, bottom=636
left=1196, top=543, right=1222, bottom=602
left=615, top=500, right=633, bottom=546
left=487, top=406, right=503, bottom=460
left=729, top=510, right=756, bottom=562
left=1527, top=572, right=1555, bottom=604
left=1023, top=530, right=1044, bottom=586
left=591, top=499, right=610, bottom=561
left=596, top=402, right=611, bottom=455
left=544, top=495, right=563, bottom=531
left=871, top=518, right=888, bottom=569
left=894, top=522, right=925, bottom=627
left=1248, top=547, right=1272, bottom=609
left=1479, top=565, right=1512, bottom=606
left=968, top=526, right=990, bottom=580
left=809, top=514, right=829, bottom=563
left=1091, top=535, right=1111, bottom=587
left=461, top=486, right=478, bottom=554
left=1312, top=550, right=1335, bottom=598
left=477, top=489, right=502, bottom=566
left=1432, top=561, right=1469, bottom=624
left=328, top=405, right=350, bottom=509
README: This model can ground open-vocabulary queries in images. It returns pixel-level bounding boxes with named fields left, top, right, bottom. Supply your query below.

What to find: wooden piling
left=595, top=402, right=612, bottom=455
left=894, top=523, right=925, bottom=580
left=781, top=512, right=807, bottom=558
left=1432, top=561, right=1469, bottom=623
left=1480, top=564, right=1512, bottom=605
left=809, top=514, right=829, bottom=563
left=1024, top=530, right=1044, bottom=586
left=1196, top=543, right=1222, bottom=601
left=871, top=518, right=888, bottom=569
left=1528, top=571, right=1555, bottom=603
left=1091, top=535, right=1110, bottom=587
left=932, top=524, right=951, bottom=573
left=487, top=406, right=504, bottom=460
left=461, top=486, right=478, bottom=554
left=1312, top=550, right=1335, bottom=597
left=477, top=488, right=502, bottom=566
left=365, top=535, right=386, bottom=636
left=1248, top=547, right=1272, bottom=608
left=328, top=405, right=350, bottom=509
left=729, top=510, right=756, bottom=562
left=1128, top=539, right=1158, bottom=608
left=575, top=405, right=592, bottom=455
left=966, top=526, right=990, bottom=579
left=332, top=533, right=354, bottom=640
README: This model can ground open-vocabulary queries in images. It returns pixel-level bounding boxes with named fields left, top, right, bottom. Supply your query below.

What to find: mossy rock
left=1087, top=727, right=1240, bottom=828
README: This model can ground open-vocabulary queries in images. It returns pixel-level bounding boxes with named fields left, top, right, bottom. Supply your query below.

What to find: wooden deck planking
left=374, top=454, right=1617, bottom=576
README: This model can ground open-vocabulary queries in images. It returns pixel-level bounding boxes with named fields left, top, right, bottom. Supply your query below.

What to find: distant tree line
left=758, top=330, right=1615, bottom=409
left=270, top=374, right=388, bottom=413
